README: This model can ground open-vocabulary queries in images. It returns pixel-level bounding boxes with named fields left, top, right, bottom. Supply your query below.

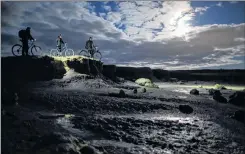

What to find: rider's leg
left=58, top=46, right=61, bottom=52
left=22, top=40, right=28, bottom=56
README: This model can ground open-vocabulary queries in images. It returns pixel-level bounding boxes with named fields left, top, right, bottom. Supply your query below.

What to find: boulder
left=213, top=95, right=227, bottom=103
left=232, top=110, right=245, bottom=123
left=133, top=89, right=137, bottom=94
left=119, top=89, right=126, bottom=98
left=208, top=89, right=221, bottom=96
left=179, top=105, right=193, bottom=114
left=142, top=88, right=146, bottom=93
left=228, top=91, right=245, bottom=106
left=190, top=89, right=199, bottom=95
left=80, top=145, right=97, bottom=154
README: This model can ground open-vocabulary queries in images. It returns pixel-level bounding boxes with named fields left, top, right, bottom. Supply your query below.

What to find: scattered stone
left=179, top=105, right=193, bottom=114
left=119, top=89, right=126, bottom=98
left=168, top=143, right=174, bottom=149
left=213, top=95, right=227, bottom=103
left=133, top=89, right=137, bottom=94
left=190, top=89, right=199, bottom=95
left=209, top=89, right=221, bottom=96
left=228, top=91, right=245, bottom=106
left=80, top=145, right=97, bottom=154
left=142, top=88, right=146, bottom=93
left=232, top=110, right=245, bottom=123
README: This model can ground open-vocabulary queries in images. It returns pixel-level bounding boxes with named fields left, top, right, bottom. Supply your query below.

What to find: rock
left=209, top=89, right=221, bottom=96
left=135, top=78, right=152, bottom=86
left=133, top=89, right=137, bottom=94
left=168, top=143, right=174, bottom=149
left=228, top=91, right=245, bottom=106
left=142, top=88, right=146, bottom=93
left=214, top=84, right=227, bottom=90
left=213, top=95, right=227, bottom=103
left=55, top=143, right=80, bottom=154
left=190, top=89, right=199, bottom=95
left=119, top=89, right=126, bottom=98
left=232, top=110, right=245, bottom=123
left=179, top=105, right=193, bottom=114
left=80, top=145, right=97, bottom=154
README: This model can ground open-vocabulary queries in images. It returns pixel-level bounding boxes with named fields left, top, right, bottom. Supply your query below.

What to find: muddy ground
left=2, top=71, right=245, bottom=154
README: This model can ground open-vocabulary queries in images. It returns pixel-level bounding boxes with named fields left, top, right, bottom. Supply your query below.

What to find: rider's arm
left=92, top=42, right=96, bottom=48
left=85, top=41, right=88, bottom=49
left=28, top=33, right=34, bottom=41
left=60, top=38, right=65, bottom=44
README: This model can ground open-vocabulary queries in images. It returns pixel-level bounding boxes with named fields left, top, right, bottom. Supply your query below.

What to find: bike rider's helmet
left=89, top=37, right=92, bottom=41
left=26, top=27, right=31, bottom=31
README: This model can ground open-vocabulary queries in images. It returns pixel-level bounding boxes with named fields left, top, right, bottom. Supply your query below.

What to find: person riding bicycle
left=19, top=27, right=35, bottom=56
left=85, top=37, right=96, bottom=56
left=57, top=34, right=65, bottom=52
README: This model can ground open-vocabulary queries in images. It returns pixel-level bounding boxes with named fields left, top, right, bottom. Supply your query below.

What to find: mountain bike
left=12, top=39, right=42, bottom=56
left=49, top=43, right=74, bottom=57
left=79, top=46, right=102, bottom=61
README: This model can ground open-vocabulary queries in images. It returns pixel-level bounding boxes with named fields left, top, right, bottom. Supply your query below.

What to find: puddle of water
left=178, top=96, right=187, bottom=99
left=172, top=89, right=190, bottom=94
left=100, top=114, right=200, bottom=125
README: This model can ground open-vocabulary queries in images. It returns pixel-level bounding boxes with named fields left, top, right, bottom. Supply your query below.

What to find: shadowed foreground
left=2, top=56, right=245, bottom=154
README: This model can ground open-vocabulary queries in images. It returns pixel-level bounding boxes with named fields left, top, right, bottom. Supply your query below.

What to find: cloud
left=234, top=37, right=245, bottom=42
left=1, top=1, right=244, bottom=70
left=104, top=5, right=111, bottom=11
left=216, top=2, right=223, bottom=7
left=194, top=6, right=210, bottom=15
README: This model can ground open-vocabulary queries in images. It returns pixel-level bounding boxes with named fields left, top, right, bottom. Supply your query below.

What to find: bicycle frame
left=19, top=39, right=36, bottom=50
left=57, top=43, right=68, bottom=52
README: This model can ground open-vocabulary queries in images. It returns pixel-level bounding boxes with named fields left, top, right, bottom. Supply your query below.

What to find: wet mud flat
left=2, top=78, right=245, bottom=154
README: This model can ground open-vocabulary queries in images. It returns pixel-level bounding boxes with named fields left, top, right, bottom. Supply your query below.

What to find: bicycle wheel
left=31, top=45, right=42, bottom=57
left=12, top=44, right=22, bottom=56
left=79, top=49, right=90, bottom=58
left=49, top=49, right=59, bottom=57
left=93, top=51, right=102, bottom=61
left=65, top=49, right=74, bottom=57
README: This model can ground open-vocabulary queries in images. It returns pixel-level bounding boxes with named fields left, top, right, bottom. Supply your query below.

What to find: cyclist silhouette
left=19, top=27, right=34, bottom=56
left=57, top=34, right=65, bottom=52
left=85, top=37, right=96, bottom=55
